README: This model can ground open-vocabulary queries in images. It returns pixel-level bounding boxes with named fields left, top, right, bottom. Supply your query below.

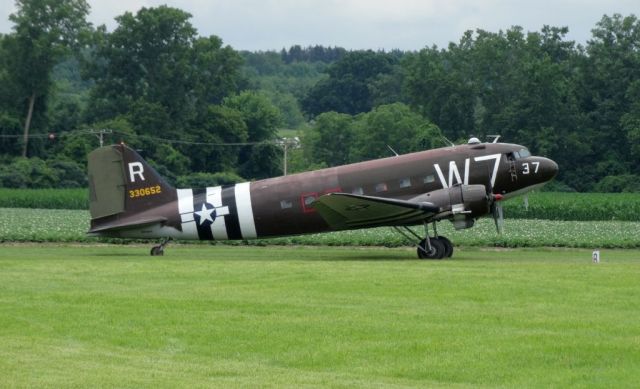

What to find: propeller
left=492, top=196, right=504, bottom=234
left=485, top=177, right=505, bottom=234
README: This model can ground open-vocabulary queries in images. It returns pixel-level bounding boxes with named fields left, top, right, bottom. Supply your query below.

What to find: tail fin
left=87, top=144, right=176, bottom=233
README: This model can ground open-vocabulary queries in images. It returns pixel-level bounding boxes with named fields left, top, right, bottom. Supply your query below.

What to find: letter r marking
left=128, top=162, right=145, bottom=182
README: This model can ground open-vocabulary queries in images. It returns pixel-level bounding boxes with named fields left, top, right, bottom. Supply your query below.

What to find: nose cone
left=539, top=157, right=559, bottom=182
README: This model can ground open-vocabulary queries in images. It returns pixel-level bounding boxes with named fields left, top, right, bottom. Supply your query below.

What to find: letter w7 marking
left=434, top=154, right=501, bottom=188
left=434, top=159, right=470, bottom=188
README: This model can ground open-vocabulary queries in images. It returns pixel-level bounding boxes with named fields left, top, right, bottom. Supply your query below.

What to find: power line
left=0, top=133, right=50, bottom=138
left=0, top=129, right=287, bottom=147
left=120, top=132, right=269, bottom=146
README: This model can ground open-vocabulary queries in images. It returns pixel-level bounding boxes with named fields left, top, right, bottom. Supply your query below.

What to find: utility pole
left=277, top=137, right=300, bottom=176
left=89, top=129, right=113, bottom=147
left=283, top=141, right=289, bottom=176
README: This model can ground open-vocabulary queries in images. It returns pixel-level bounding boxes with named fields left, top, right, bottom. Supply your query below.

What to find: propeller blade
left=485, top=178, right=504, bottom=234
left=490, top=193, right=504, bottom=234
left=495, top=203, right=504, bottom=234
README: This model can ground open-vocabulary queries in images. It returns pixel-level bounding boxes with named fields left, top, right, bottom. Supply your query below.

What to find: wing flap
left=313, top=193, right=439, bottom=229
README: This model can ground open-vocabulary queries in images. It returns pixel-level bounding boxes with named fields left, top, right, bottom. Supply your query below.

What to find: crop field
left=2, top=189, right=640, bottom=221
left=1, top=244, right=639, bottom=387
left=1, top=207, right=639, bottom=248
left=0, top=188, right=88, bottom=210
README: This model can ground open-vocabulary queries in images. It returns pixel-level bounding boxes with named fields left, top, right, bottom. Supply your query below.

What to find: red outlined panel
left=301, top=188, right=343, bottom=214
left=300, top=192, right=318, bottom=213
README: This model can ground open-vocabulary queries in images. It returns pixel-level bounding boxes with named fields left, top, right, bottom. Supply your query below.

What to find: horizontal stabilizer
left=312, top=193, right=439, bottom=229
left=88, top=216, right=167, bottom=234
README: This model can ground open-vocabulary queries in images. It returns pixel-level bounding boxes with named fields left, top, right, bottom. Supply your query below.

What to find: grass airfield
left=1, top=244, right=639, bottom=387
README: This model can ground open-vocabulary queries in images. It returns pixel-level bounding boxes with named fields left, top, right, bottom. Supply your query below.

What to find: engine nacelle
left=411, top=184, right=491, bottom=230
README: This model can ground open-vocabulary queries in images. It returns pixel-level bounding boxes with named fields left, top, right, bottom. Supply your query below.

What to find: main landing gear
left=393, top=222, right=454, bottom=260
left=150, top=237, right=172, bottom=256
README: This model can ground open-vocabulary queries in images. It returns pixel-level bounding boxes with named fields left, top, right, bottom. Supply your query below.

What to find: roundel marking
left=194, top=202, right=216, bottom=226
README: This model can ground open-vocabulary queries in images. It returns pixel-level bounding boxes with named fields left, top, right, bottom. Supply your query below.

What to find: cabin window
left=280, top=200, right=292, bottom=209
left=424, top=175, right=435, bottom=184
left=352, top=187, right=364, bottom=195
left=303, top=195, right=316, bottom=206
left=375, top=183, right=388, bottom=192
left=399, top=178, right=411, bottom=188
left=300, top=192, right=318, bottom=213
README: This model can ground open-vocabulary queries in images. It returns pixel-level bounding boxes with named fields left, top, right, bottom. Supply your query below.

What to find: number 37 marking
left=522, top=162, right=540, bottom=175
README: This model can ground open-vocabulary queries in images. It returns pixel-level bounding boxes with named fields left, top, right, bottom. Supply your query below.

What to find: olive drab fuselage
left=88, top=141, right=558, bottom=242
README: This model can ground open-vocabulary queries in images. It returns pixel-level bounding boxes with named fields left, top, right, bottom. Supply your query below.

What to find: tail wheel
left=150, top=246, right=164, bottom=256
left=436, top=236, right=454, bottom=258
left=417, top=237, right=445, bottom=260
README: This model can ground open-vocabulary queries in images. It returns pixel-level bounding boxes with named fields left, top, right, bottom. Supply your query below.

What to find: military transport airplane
left=87, top=138, right=558, bottom=259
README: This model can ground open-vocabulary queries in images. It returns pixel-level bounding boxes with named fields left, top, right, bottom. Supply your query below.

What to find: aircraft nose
left=538, top=157, right=559, bottom=181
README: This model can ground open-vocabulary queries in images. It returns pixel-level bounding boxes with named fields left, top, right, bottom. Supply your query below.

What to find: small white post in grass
left=592, top=250, right=600, bottom=263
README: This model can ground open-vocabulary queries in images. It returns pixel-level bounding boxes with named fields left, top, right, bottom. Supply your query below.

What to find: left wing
left=312, top=193, right=439, bottom=230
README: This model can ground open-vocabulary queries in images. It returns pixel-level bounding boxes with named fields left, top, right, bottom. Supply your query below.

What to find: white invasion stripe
left=177, top=188, right=198, bottom=238
left=235, top=182, right=257, bottom=239
left=181, top=220, right=198, bottom=238
left=178, top=188, right=194, bottom=222
left=206, top=186, right=228, bottom=240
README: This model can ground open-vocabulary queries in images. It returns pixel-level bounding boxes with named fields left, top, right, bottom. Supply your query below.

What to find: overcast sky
left=0, top=0, right=637, bottom=51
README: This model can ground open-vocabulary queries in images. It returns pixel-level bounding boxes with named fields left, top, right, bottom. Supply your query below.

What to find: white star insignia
left=195, top=203, right=214, bottom=225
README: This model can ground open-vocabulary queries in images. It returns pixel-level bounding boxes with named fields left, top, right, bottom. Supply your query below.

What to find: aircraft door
left=506, top=152, right=518, bottom=182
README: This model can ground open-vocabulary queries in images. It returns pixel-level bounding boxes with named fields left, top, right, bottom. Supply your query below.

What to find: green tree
left=86, top=6, right=243, bottom=134
left=621, top=80, right=640, bottom=169
left=403, top=41, right=477, bottom=142
left=5, top=0, right=91, bottom=157
left=0, top=157, right=57, bottom=188
left=302, top=51, right=397, bottom=116
left=186, top=105, right=248, bottom=173
left=303, top=111, right=354, bottom=167
left=0, top=112, right=22, bottom=156
left=303, top=104, right=443, bottom=167
left=223, top=91, right=282, bottom=178
left=404, top=25, right=587, bottom=189
left=223, top=91, right=281, bottom=142
left=583, top=14, right=640, bottom=179
left=351, top=103, right=443, bottom=161
left=192, top=35, right=244, bottom=109
left=0, top=34, right=23, bottom=155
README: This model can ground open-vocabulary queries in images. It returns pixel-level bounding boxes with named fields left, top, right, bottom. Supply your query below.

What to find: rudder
left=88, top=144, right=176, bottom=231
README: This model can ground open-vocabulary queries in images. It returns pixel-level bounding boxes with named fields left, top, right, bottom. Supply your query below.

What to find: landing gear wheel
left=150, top=237, right=172, bottom=256
left=150, top=245, right=164, bottom=256
left=436, top=236, right=454, bottom=258
left=417, top=237, right=445, bottom=260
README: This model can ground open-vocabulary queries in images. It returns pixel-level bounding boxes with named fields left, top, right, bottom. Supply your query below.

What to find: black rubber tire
left=150, top=246, right=164, bottom=256
left=437, top=236, right=454, bottom=258
left=417, top=238, right=445, bottom=260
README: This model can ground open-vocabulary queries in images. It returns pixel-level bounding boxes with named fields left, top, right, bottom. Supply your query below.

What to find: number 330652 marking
left=522, top=162, right=540, bottom=174
left=129, top=185, right=162, bottom=198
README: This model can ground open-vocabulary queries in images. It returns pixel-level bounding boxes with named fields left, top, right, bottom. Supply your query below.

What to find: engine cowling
left=410, top=184, right=491, bottom=229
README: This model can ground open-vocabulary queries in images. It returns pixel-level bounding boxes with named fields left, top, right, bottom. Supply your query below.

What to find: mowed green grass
left=1, top=244, right=639, bottom=387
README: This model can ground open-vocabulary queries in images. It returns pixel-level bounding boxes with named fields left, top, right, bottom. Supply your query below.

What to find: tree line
left=0, top=0, right=638, bottom=192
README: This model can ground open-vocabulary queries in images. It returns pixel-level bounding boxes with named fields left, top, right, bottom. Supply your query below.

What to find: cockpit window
left=509, top=148, right=532, bottom=160
left=518, top=148, right=531, bottom=158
